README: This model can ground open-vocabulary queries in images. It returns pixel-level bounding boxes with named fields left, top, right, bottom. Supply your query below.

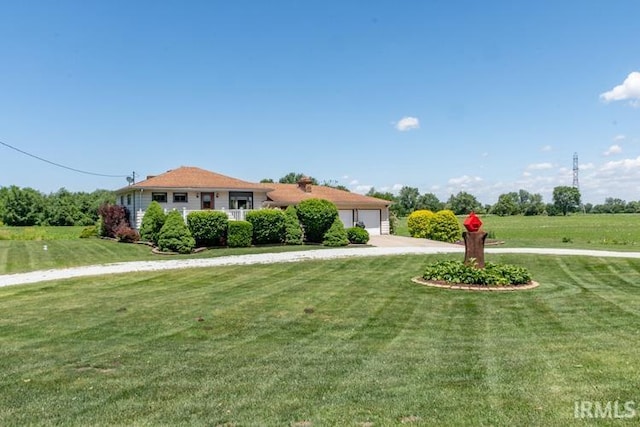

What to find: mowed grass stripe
left=1, top=255, right=640, bottom=425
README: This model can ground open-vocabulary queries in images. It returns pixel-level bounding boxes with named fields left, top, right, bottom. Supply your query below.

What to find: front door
left=201, top=193, right=215, bottom=209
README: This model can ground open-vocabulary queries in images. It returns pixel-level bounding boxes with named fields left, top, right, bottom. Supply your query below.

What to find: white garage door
left=357, top=209, right=381, bottom=235
left=338, top=210, right=354, bottom=229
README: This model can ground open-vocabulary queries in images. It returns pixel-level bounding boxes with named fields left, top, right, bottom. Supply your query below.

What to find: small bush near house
left=296, top=198, right=339, bottom=243
left=79, top=225, right=98, bottom=238
left=227, top=221, right=253, bottom=248
left=346, top=226, right=369, bottom=244
left=98, top=203, right=130, bottom=238
left=187, top=210, right=228, bottom=247
left=115, top=225, right=140, bottom=243
left=139, top=201, right=166, bottom=244
left=157, top=210, right=195, bottom=254
left=245, top=209, right=286, bottom=245
left=284, top=205, right=303, bottom=245
left=407, top=209, right=435, bottom=238
left=430, top=210, right=462, bottom=243
left=389, top=211, right=398, bottom=235
left=323, top=217, right=349, bottom=247
left=423, top=260, right=532, bottom=286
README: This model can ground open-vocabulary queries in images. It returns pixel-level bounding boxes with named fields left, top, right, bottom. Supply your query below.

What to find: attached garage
left=356, top=209, right=381, bottom=235
left=338, top=210, right=354, bottom=229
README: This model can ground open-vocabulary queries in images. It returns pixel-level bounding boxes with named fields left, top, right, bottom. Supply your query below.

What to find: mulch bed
left=411, top=277, right=539, bottom=291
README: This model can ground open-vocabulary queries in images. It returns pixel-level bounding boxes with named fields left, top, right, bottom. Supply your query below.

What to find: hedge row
left=407, top=209, right=462, bottom=243
left=124, top=198, right=353, bottom=253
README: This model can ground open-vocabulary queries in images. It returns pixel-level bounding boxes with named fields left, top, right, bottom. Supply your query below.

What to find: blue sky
left=1, top=1, right=639, bottom=205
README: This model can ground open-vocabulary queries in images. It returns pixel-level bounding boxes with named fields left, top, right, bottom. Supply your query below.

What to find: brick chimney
left=297, top=176, right=313, bottom=193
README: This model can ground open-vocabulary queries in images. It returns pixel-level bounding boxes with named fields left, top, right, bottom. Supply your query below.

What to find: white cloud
left=526, top=162, right=553, bottom=170
left=447, top=175, right=482, bottom=185
left=353, top=184, right=373, bottom=194
left=613, top=134, right=626, bottom=142
left=349, top=179, right=359, bottom=185
left=580, top=162, right=595, bottom=170
left=395, top=116, right=420, bottom=131
left=600, top=71, right=640, bottom=105
left=522, top=171, right=532, bottom=177
left=603, top=144, right=622, bottom=156
left=541, top=145, right=552, bottom=152
left=600, top=156, right=640, bottom=171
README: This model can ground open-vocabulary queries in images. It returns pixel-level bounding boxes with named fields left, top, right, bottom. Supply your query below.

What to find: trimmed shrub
left=79, top=225, right=97, bottom=239
left=346, top=227, right=369, bottom=244
left=139, top=201, right=166, bottom=244
left=430, top=210, right=463, bottom=243
left=323, top=217, right=349, bottom=247
left=187, top=210, right=228, bottom=247
left=157, top=210, right=195, bottom=254
left=284, top=205, right=303, bottom=245
left=346, top=226, right=370, bottom=244
left=227, top=221, right=253, bottom=247
left=296, top=198, right=339, bottom=243
left=115, top=224, right=140, bottom=243
left=245, top=209, right=286, bottom=245
left=407, top=209, right=435, bottom=238
left=98, top=203, right=130, bottom=238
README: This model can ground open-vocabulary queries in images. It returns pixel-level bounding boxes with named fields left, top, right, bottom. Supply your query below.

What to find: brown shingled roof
left=264, top=183, right=390, bottom=208
left=118, top=166, right=269, bottom=191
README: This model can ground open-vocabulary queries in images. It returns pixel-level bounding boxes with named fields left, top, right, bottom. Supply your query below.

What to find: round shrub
left=322, top=217, right=349, bottom=247
left=187, top=210, right=228, bottom=247
left=115, top=224, right=140, bottom=243
left=157, top=210, right=195, bottom=254
left=227, top=221, right=253, bottom=248
left=139, top=201, right=166, bottom=244
left=284, top=205, right=303, bottom=245
left=430, top=210, right=463, bottom=243
left=79, top=225, right=97, bottom=239
left=407, top=209, right=435, bottom=238
left=346, top=226, right=369, bottom=244
left=245, top=209, right=286, bottom=245
left=296, top=198, right=339, bottom=243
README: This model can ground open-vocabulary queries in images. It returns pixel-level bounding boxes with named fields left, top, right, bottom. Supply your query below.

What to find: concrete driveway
left=368, top=234, right=462, bottom=248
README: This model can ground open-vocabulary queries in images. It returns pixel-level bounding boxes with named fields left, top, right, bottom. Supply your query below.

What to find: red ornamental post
left=463, top=212, right=487, bottom=268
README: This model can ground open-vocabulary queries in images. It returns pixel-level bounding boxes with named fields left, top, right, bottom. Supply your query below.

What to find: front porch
left=134, top=207, right=253, bottom=229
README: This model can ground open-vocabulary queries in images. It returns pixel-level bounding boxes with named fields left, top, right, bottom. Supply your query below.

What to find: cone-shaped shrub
left=296, top=198, right=338, bottom=243
left=284, top=205, right=303, bottom=245
left=157, top=210, right=195, bottom=254
left=322, top=216, right=349, bottom=247
left=139, top=201, right=166, bottom=244
left=227, top=221, right=253, bottom=247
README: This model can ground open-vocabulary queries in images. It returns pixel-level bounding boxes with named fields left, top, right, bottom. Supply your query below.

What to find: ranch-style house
left=115, top=166, right=392, bottom=235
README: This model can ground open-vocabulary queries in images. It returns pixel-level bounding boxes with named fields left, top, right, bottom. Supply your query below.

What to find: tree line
left=0, top=186, right=115, bottom=226
left=366, top=185, right=638, bottom=217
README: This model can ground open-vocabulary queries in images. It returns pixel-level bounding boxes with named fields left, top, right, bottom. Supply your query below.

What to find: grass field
left=1, top=254, right=639, bottom=425
left=396, top=214, right=640, bottom=251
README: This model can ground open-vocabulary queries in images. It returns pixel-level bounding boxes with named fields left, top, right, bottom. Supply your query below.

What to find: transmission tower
left=572, top=152, right=579, bottom=189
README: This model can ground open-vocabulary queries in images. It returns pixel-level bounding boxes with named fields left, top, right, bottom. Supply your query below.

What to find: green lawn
left=397, top=214, right=640, bottom=251
left=1, top=254, right=639, bottom=425
left=0, top=239, right=331, bottom=275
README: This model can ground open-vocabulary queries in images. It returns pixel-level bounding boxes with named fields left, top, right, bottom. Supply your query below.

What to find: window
left=152, top=192, right=167, bottom=203
left=120, top=195, right=124, bottom=205
left=229, top=191, right=253, bottom=209
left=127, top=194, right=131, bottom=205
left=173, top=192, right=188, bottom=203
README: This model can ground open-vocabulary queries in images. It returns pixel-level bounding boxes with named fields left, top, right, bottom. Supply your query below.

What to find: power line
left=0, top=139, right=129, bottom=178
